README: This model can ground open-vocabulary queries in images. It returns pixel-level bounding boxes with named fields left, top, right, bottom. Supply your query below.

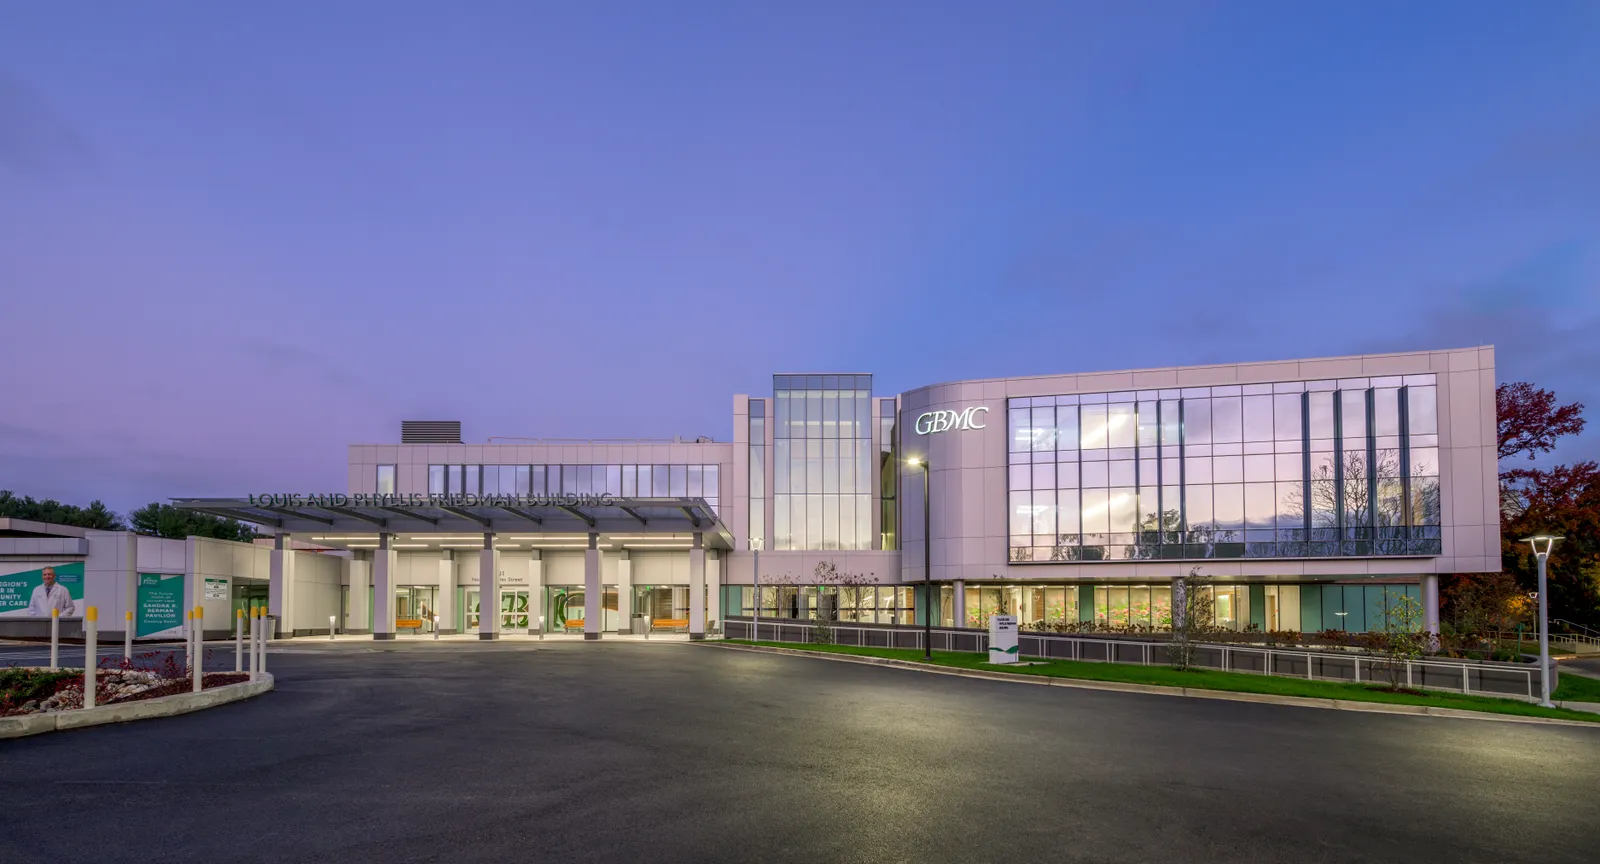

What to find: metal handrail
left=1488, top=629, right=1600, bottom=649
left=730, top=619, right=1541, bottom=702
left=1551, top=619, right=1600, bottom=639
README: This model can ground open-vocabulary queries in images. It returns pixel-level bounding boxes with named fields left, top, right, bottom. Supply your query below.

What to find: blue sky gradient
left=2, top=2, right=1597, bottom=512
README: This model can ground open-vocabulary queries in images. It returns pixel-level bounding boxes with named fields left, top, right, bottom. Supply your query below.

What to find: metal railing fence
left=725, top=618, right=1543, bottom=701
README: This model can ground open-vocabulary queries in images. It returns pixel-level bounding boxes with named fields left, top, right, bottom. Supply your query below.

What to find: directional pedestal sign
left=988, top=614, right=1019, bottom=664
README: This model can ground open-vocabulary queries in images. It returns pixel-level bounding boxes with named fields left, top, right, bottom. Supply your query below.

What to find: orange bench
left=564, top=619, right=585, bottom=631
left=396, top=618, right=424, bottom=630
left=652, top=618, right=689, bottom=630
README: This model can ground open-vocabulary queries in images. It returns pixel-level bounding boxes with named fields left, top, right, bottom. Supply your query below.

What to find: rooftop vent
left=401, top=420, right=462, bottom=444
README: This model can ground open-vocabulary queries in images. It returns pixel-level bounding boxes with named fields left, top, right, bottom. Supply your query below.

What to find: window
left=749, top=400, right=767, bottom=547
left=376, top=465, right=395, bottom=495
left=1006, top=375, right=1441, bottom=562
left=773, top=374, right=874, bottom=550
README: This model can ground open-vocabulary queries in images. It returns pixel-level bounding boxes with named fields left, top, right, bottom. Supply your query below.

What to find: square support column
left=689, top=533, right=706, bottom=641
left=437, top=552, right=457, bottom=635
left=616, top=551, right=632, bottom=634
left=374, top=533, right=396, bottom=640
left=583, top=533, right=602, bottom=640
left=479, top=533, right=499, bottom=640
left=707, top=550, right=721, bottom=634
left=269, top=534, right=297, bottom=639
left=347, top=558, right=371, bottom=634
left=529, top=551, right=544, bottom=635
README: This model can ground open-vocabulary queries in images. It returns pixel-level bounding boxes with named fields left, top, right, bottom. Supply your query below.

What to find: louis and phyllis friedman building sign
left=248, top=493, right=621, bottom=509
left=914, top=406, right=989, bottom=435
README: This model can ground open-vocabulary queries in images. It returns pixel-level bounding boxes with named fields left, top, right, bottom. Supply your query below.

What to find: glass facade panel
left=376, top=465, right=396, bottom=495
left=1007, top=378, right=1447, bottom=562
left=774, top=375, right=873, bottom=550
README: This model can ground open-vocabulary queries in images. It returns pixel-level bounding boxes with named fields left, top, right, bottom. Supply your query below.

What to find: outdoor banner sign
left=137, top=573, right=184, bottom=638
left=204, top=577, right=229, bottom=600
left=988, top=614, right=1019, bottom=664
left=0, top=562, right=85, bottom=617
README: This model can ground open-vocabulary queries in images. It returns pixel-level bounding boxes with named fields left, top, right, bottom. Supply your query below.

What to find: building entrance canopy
left=172, top=495, right=732, bottom=547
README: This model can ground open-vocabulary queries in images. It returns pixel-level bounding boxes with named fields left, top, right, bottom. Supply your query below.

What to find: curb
left=709, top=644, right=1600, bottom=729
left=0, top=674, right=275, bottom=739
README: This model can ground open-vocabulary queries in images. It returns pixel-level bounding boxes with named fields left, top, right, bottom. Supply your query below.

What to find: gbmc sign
left=915, top=406, right=989, bottom=435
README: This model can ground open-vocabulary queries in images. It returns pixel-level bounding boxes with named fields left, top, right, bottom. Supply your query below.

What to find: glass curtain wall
left=749, top=401, right=766, bottom=545
left=879, top=398, right=898, bottom=550
left=1007, top=375, right=1441, bottom=562
left=773, top=375, right=874, bottom=550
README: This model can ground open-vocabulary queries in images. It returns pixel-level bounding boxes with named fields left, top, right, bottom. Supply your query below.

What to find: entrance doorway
left=500, top=590, right=530, bottom=633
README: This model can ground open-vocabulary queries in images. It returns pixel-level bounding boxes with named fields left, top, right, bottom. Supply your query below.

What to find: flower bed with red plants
left=1, top=650, right=249, bottom=717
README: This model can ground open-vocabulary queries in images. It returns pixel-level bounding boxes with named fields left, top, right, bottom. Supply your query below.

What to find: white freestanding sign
left=988, top=614, right=1018, bottom=664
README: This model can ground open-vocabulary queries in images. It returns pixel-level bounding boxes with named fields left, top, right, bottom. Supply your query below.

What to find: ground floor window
left=396, top=586, right=437, bottom=631
left=636, top=586, right=689, bottom=626
left=543, top=586, right=621, bottom=632
left=1092, top=586, right=1173, bottom=631
left=1264, top=584, right=1301, bottom=632
left=732, top=585, right=914, bottom=624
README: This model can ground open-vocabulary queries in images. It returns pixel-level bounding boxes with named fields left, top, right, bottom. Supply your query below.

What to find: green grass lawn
left=723, top=640, right=1600, bottom=724
left=1553, top=672, right=1600, bottom=703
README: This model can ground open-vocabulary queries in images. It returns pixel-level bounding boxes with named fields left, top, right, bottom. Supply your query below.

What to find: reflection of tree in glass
left=1282, top=450, right=1404, bottom=550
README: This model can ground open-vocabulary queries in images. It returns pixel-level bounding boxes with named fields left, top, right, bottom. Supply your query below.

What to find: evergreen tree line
left=0, top=491, right=258, bottom=543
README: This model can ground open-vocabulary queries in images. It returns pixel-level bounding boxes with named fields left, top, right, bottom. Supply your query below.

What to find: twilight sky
left=2, top=1, right=1598, bottom=514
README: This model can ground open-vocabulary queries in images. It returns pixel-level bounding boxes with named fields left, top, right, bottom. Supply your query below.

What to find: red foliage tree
left=1489, top=384, right=1598, bottom=629
left=1496, top=382, right=1586, bottom=462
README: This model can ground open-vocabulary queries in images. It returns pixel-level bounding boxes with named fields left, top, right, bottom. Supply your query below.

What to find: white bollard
left=330, top=614, right=337, bottom=640
left=49, top=608, right=60, bottom=670
left=184, top=609, right=193, bottom=674
left=260, top=614, right=268, bottom=676
left=235, top=609, right=244, bottom=672
left=248, top=608, right=259, bottom=682
left=192, top=606, right=204, bottom=693
left=432, top=614, right=439, bottom=641
left=124, top=610, right=133, bottom=662
left=84, top=606, right=99, bottom=709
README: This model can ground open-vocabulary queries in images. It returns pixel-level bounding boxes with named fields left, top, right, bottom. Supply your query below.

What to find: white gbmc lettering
left=914, top=406, right=989, bottom=435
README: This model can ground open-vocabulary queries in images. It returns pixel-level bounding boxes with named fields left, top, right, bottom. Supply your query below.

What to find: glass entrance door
left=466, top=589, right=481, bottom=632
left=501, top=590, right=530, bottom=633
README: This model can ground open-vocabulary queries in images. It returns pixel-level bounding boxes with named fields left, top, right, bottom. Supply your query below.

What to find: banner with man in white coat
left=0, top=562, right=85, bottom=617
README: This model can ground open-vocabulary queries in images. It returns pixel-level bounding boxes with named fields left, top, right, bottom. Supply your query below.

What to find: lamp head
left=905, top=456, right=924, bottom=468
left=1519, top=534, right=1564, bottom=558
left=749, top=537, right=763, bottom=551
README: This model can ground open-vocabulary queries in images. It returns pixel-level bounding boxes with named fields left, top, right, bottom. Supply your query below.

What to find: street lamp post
left=908, top=457, right=932, bottom=661
left=750, top=537, right=763, bottom=642
left=1521, top=534, right=1563, bottom=707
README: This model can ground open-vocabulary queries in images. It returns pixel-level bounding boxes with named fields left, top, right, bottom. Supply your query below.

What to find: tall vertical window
left=879, top=398, right=897, bottom=550
left=1007, top=375, right=1440, bottom=561
left=748, top=400, right=766, bottom=545
left=376, top=465, right=396, bottom=495
left=773, top=374, right=873, bottom=550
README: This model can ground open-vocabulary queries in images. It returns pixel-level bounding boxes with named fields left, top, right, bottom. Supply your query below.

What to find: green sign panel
left=0, top=562, right=85, bottom=615
left=137, top=573, right=184, bottom=637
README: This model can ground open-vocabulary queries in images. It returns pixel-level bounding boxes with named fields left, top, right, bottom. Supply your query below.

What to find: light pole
left=750, top=536, right=763, bottom=642
left=908, top=456, right=932, bottom=661
left=1521, top=534, right=1563, bottom=707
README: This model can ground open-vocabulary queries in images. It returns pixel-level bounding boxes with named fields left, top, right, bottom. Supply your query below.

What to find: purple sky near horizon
left=2, top=1, right=1598, bottom=515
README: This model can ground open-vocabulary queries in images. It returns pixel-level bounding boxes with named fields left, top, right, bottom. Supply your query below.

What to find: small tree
left=1169, top=567, right=1216, bottom=671
left=808, top=560, right=875, bottom=645
left=1369, top=590, right=1427, bottom=690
